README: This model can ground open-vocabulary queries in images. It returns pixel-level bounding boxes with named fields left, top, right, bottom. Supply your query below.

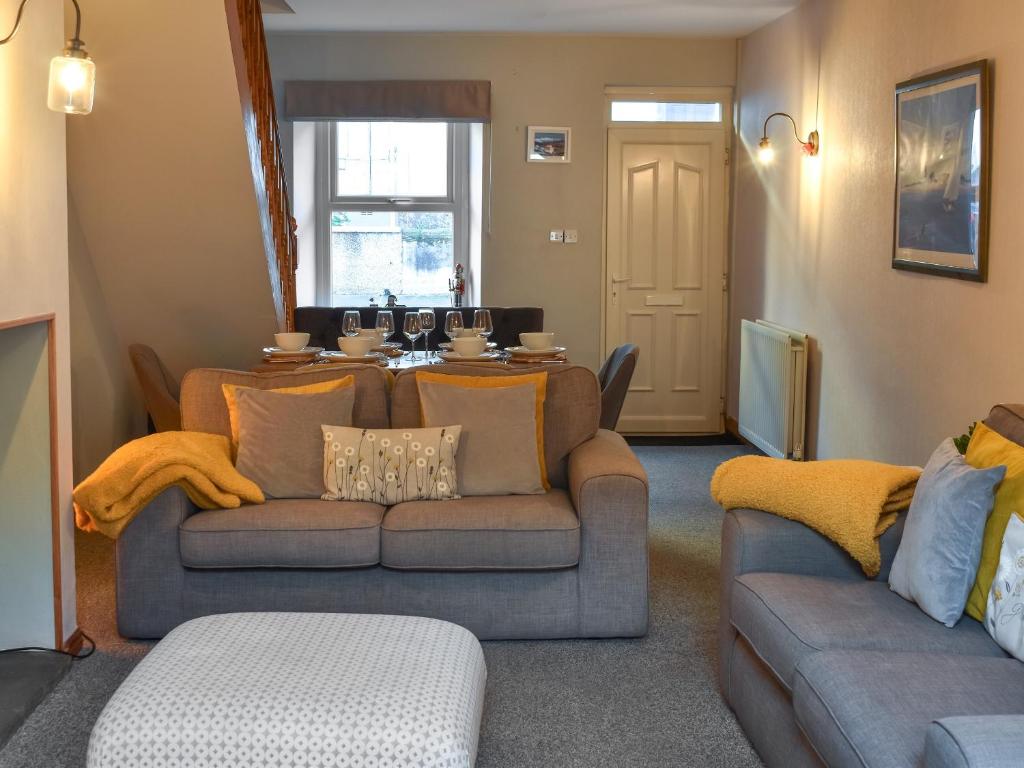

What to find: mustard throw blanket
left=710, top=456, right=921, bottom=577
left=74, top=432, right=264, bottom=539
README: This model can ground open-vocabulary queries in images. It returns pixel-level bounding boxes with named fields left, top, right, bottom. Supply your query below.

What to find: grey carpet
left=0, top=653, right=70, bottom=751
left=0, top=445, right=760, bottom=767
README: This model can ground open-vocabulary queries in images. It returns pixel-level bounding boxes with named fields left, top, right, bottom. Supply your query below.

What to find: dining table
left=249, top=349, right=568, bottom=374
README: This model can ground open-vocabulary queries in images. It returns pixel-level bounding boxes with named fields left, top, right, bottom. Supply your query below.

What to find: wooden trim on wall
left=0, top=312, right=63, bottom=649
left=64, top=627, right=84, bottom=655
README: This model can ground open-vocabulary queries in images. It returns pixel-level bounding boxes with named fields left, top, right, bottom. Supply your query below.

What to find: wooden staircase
left=225, top=0, right=297, bottom=331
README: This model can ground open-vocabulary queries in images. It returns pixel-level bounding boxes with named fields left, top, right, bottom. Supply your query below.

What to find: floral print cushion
left=322, top=425, right=462, bottom=505
left=986, top=512, right=1024, bottom=661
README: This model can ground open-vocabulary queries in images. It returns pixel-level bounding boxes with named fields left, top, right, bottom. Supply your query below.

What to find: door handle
left=611, top=274, right=630, bottom=284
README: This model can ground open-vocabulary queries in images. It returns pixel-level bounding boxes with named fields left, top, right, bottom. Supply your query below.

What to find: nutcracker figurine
left=449, top=263, right=466, bottom=308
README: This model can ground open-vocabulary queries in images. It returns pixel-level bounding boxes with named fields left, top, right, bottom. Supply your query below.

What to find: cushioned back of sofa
left=984, top=404, right=1024, bottom=448
left=181, top=366, right=391, bottom=437
left=390, top=364, right=600, bottom=489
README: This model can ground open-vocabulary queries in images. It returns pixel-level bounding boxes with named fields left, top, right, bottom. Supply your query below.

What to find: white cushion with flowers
left=322, top=425, right=462, bottom=505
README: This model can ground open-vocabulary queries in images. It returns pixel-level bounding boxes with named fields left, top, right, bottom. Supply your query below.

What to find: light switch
left=563, top=229, right=579, bottom=244
left=549, top=230, right=564, bottom=243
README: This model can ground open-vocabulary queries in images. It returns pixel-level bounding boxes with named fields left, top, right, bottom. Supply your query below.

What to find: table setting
left=253, top=309, right=568, bottom=372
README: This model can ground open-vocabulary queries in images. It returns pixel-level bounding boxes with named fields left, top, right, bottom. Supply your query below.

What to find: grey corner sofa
left=116, top=362, right=649, bottom=641
left=719, top=403, right=1024, bottom=768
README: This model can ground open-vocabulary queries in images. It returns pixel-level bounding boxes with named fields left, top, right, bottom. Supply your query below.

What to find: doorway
left=604, top=92, right=731, bottom=434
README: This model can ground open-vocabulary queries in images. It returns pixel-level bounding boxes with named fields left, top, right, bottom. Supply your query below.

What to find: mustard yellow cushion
left=964, top=421, right=1024, bottom=620
left=221, top=376, right=355, bottom=454
left=414, top=371, right=549, bottom=490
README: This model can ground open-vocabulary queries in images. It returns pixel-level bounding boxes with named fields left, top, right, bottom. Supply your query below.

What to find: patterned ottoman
left=87, top=613, right=487, bottom=768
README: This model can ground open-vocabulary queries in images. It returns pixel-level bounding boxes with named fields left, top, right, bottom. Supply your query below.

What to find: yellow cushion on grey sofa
left=391, top=364, right=599, bottom=489
left=381, top=489, right=580, bottom=570
left=180, top=366, right=391, bottom=437
left=179, top=499, right=384, bottom=569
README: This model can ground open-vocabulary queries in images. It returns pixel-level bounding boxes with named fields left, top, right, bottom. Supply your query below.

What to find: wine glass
left=444, top=311, right=464, bottom=345
left=375, top=310, right=395, bottom=345
left=418, top=309, right=436, bottom=359
left=403, top=312, right=423, bottom=361
left=472, top=309, right=493, bottom=343
left=342, top=310, right=362, bottom=338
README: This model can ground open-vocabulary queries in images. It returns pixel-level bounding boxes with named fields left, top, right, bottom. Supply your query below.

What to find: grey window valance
left=284, top=80, right=491, bottom=122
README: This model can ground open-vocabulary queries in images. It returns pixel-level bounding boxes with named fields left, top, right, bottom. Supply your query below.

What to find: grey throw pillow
left=235, top=385, right=355, bottom=498
left=889, top=438, right=1006, bottom=627
left=418, top=380, right=545, bottom=496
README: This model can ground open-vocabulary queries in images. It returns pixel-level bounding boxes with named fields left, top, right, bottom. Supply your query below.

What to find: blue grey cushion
left=793, top=652, right=1024, bottom=768
left=889, top=439, right=1006, bottom=627
left=731, top=573, right=1005, bottom=691
left=926, top=715, right=1024, bottom=768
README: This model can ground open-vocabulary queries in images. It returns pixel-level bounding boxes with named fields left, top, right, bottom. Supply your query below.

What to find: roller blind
left=284, top=80, right=491, bottom=122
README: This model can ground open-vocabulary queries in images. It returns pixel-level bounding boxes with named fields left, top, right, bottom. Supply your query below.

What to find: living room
left=2, top=0, right=1023, bottom=766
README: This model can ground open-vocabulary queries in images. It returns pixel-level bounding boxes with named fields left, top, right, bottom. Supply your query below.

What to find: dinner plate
left=263, top=346, right=324, bottom=357
left=505, top=345, right=567, bottom=356
left=438, top=341, right=497, bottom=351
left=319, top=351, right=387, bottom=364
left=437, top=350, right=503, bottom=363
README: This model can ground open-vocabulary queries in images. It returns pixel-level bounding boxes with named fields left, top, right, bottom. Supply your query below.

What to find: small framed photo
left=527, top=126, right=571, bottom=163
left=893, top=60, right=991, bottom=281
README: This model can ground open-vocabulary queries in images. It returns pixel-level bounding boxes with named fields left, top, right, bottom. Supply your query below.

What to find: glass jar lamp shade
left=47, top=47, right=95, bottom=115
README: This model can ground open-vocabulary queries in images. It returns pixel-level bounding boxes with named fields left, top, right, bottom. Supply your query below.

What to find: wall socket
left=549, top=229, right=579, bottom=244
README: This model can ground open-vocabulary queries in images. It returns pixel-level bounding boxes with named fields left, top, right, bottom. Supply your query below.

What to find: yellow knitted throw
left=74, top=432, right=264, bottom=539
left=711, top=456, right=921, bottom=577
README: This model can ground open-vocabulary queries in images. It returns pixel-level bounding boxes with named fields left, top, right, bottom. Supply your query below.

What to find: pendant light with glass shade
left=1, top=0, right=96, bottom=115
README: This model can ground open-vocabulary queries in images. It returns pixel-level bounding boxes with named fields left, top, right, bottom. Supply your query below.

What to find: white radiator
left=739, top=319, right=808, bottom=460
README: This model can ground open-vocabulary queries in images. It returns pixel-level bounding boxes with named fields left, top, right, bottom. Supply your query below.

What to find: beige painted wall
left=730, top=0, right=1024, bottom=464
left=0, top=0, right=75, bottom=646
left=67, top=0, right=281, bottom=478
left=266, top=32, right=737, bottom=370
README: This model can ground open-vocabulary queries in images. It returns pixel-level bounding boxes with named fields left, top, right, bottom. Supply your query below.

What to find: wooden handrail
left=225, top=0, right=297, bottom=331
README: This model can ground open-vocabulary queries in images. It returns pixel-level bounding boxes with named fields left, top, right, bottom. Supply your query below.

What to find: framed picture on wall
left=527, top=126, right=571, bottom=163
left=893, top=60, right=991, bottom=281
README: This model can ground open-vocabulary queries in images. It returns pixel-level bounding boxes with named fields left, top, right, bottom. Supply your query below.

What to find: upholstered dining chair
left=129, top=344, right=182, bottom=432
left=597, top=344, right=639, bottom=431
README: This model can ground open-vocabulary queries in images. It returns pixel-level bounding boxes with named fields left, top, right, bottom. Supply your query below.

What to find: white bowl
left=338, top=336, right=375, bottom=357
left=519, top=332, right=555, bottom=351
left=274, top=332, right=310, bottom=352
left=358, top=328, right=384, bottom=344
left=451, top=336, right=487, bottom=357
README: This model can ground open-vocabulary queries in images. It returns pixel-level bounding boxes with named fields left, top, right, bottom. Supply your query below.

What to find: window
left=609, top=100, right=722, bottom=123
left=314, top=121, right=475, bottom=307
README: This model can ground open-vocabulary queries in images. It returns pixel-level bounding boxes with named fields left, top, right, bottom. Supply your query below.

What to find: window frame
left=313, top=121, right=471, bottom=306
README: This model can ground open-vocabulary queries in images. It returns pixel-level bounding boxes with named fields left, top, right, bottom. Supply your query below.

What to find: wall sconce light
left=758, top=112, right=818, bottom=164
left=1, top=0, right=96, bottom=115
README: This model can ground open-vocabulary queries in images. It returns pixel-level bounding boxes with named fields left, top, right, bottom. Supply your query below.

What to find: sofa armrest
left=925, top=716, right=1024, bottom=768
left=568, top=430, right=649, bottom=637
left=718, top=508, right=905, bottom=701
left=115, top=486, right=197, bottom=637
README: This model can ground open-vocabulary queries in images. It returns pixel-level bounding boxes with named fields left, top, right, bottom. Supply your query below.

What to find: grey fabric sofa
left=116, top=363, right=649, bottom=641
left=719, top=404, right=1024, bottom=768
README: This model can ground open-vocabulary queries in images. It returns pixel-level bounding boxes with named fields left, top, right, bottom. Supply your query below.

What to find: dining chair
left=597, top=344, right=639, bottom=431
left=129, top=344, right=182, bottom=432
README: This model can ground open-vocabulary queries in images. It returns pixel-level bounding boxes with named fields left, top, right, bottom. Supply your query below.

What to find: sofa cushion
left=381, top=489, right=580, bottom=570
left=179, top=499, right=384, bottom=569
left=793, top=651, right=1024, bottom=768
left=731, top=572, right=1005, bottom=691
left=180, top=366, right=390, bottom=438
left=390, top=364, right=599, bottom=489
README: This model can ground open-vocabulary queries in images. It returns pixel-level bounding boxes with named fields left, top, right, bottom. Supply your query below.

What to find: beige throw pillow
left=322, top=425, right=462, bottom=505
left=417, top=380, right=545, bottom=496
left=235, top=386, right=355, bottom=499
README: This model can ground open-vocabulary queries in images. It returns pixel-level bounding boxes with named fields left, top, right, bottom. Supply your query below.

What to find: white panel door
left=605, top=127, right=727, bottom=433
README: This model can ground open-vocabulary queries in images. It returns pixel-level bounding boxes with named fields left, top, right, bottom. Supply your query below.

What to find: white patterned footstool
left=87, top=613, right=487, bottom=768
